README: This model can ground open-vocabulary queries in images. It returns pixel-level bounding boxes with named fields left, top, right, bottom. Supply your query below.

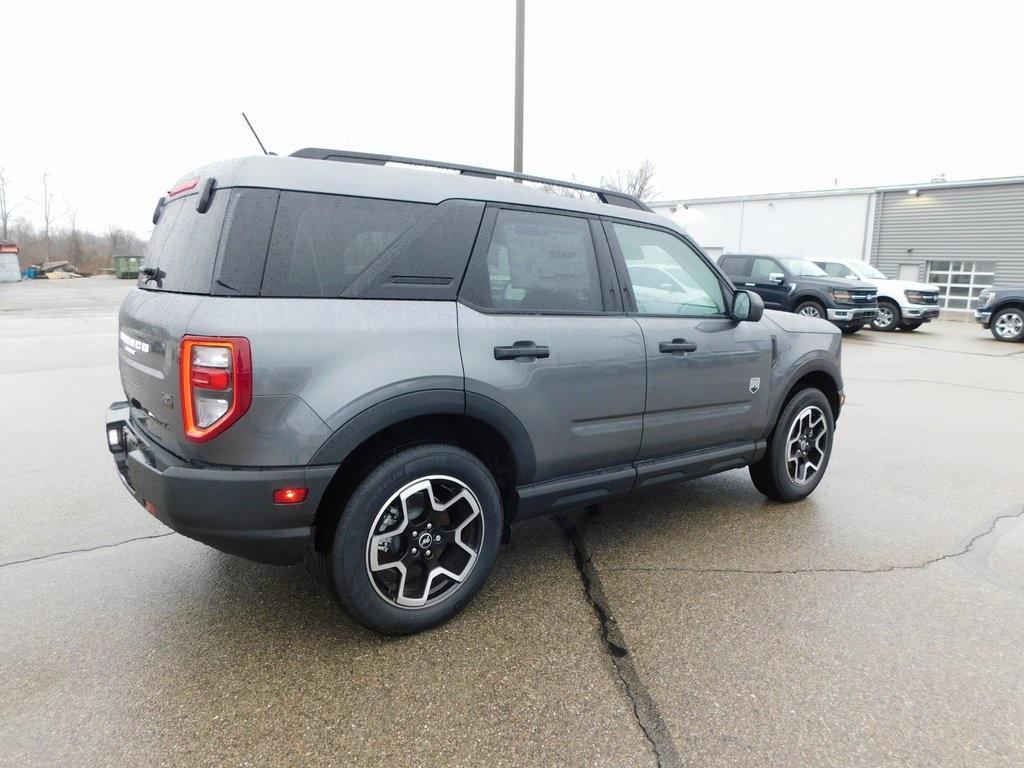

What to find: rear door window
left=261, top=192, right=430, bottom=297
left=140, top=190, right=230, bottom=294
left=463, top=208, right=605, bottom=313
left=720, top=255, right=752, bottom=277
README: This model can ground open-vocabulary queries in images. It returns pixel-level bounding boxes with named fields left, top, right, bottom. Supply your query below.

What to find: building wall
left=653, top=193, right=874, bottom=262
left=871, top=183, right=1024, bottom=291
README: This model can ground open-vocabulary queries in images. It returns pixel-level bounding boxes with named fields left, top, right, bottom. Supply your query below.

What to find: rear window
left=140, top=191, right=230, bottom=294
left=261, top=192, right=431, bottom=297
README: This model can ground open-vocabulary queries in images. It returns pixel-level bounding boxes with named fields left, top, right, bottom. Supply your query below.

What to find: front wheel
left=794, top=300, right=825, bottom=320
left=325, top=444, right=503, bottom=634
left=749, top=388, right=835, bottom=502
left=841, top=324, right=863, bottom=335
left=871, top=301, right=901, bottom=332
left=899, top=322, right=923, bottom=332
left=990, top=308, right=1024, bottom=342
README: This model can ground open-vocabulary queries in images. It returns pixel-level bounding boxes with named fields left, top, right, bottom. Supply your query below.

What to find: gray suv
left=106, top=149, right=844, bottom=634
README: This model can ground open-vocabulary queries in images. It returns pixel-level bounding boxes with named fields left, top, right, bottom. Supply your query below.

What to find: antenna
left=242, top=112, right=270, bottom=155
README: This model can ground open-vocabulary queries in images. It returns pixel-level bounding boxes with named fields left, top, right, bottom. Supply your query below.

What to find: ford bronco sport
left=106, top=149, right=844, bottom=634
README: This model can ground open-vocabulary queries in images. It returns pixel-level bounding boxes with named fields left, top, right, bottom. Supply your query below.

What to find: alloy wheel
left=785, top=406, right=828, bottom=486
left=994, top=312, right=1023, bottom=340
left=366, top=475, right=484, bottom=609
left=798, top=305, right=822, bottom=318
left=872, top=306, right=895, bottom=329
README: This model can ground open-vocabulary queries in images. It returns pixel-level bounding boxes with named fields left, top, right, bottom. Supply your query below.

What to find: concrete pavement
left=1, top=278, right=1021, bottom=767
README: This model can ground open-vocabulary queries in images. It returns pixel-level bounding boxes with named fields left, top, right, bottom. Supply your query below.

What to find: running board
left=512, top=441, right=764, bottom=521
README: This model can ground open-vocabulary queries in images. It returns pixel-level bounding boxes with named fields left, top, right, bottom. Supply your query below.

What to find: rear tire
left=871, top=301, right=901, bottom=332
left=750, top=388, right=835, bottom=502
left=990, top=308, right=1024, bottom=342
left=324, top=444, right=503, bottom=634
left=794, top=300, right=825, bottom=320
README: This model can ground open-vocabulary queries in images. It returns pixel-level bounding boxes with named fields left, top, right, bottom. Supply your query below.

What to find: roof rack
left=289, top=147, right=651, bottom=212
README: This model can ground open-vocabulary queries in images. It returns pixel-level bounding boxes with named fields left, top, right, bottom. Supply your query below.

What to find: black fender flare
left=309, top=389, right=537, bottom=483
left=763, top=355, right=843, bottom=438
left=791, top=291, right=830, bottom=311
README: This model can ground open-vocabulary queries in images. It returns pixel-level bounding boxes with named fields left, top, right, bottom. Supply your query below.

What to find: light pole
left=513, top=0, right=525, bottom=173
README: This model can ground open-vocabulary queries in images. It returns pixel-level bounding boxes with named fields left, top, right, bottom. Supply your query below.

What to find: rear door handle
left=494, top=341, right=550, bottom=360
left=659, top=338, right=698, bottom=354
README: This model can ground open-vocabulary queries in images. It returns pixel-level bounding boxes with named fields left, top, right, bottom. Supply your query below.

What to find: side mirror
left=732, top=290, right=764, bottom=322
left=768, top=272, right=786, bottom=284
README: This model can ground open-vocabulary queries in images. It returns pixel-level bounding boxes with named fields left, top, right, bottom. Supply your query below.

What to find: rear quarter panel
left=184, top=298, right=463, bottom=466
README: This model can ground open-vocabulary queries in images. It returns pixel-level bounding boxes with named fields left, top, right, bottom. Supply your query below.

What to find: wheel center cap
left=417, top=532, right=433, bottom=549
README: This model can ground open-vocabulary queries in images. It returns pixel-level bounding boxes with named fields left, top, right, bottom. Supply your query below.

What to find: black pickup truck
left=720, top=254, right=878, bottom=333
left=975, top=287, right=1024, bottom=342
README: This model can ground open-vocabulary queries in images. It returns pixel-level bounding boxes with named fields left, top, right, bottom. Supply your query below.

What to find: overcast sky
left=4, top=0, right=1021, bottom=237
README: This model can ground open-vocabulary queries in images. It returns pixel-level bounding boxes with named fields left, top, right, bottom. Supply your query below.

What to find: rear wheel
left=991, top=308, right=1024, bottom=342
left=324, top=444, right=502, bottom=634
left=794, top=300, right=825, bottom=320
left=871, top=301, right=901, bottom=331
left=749, top=388, right=834, bottom=502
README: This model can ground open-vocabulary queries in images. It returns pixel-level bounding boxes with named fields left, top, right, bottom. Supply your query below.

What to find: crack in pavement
left=0, top=532, right=175, bottom=569
left=606, top=506, right=1024, bottom=578
left=557, top=511, right=682, bottom=768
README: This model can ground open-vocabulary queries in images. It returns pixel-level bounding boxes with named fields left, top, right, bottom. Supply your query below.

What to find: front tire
left=325, top=444, right=503, bottom=634
left=899, top=322, right=923, bottom=332
left=841, top=323, right=863, bottom=335
left=990, top=308, right=1024, bottom=342
left=749, top=388, right=835, bottom=502
left=871, top=301, right=901, bottom=332
left=794, top=300, right=825, bottom=320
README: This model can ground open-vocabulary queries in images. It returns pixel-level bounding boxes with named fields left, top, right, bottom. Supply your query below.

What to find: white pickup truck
left=811, top=257, right=941, bottom=332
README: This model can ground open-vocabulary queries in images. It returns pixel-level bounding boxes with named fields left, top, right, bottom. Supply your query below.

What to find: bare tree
left=107, top=224, right=125, bottom=258
left=67, top=210, right=84, bottom=267
left=539, top=174, right=592, bottom=200
left=601, top=159, right=658, bottom=202
left=0, top=167, right=19, bottom=242
left=39, top=170, right=65, bottom=260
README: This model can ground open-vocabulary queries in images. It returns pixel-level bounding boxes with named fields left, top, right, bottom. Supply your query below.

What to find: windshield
left=779, top=258, right=827, bottom=277
left=850, top=261, right=887, bottom=280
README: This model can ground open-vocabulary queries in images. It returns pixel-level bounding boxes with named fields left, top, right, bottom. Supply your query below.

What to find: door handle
left=494, top=341, right=550, bottom=360
left=744, top=282, right=756, bottom=287
left=659, top=338, right=698, bottom=354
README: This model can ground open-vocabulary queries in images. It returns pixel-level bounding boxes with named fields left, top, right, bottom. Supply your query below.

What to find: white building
left=0, top=245, right=21, bottom=283
left=651, top=176, right=1024, bottom=312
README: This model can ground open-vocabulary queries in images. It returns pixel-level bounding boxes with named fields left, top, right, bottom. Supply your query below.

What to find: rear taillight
left=180, top=336, right=252, bottom=443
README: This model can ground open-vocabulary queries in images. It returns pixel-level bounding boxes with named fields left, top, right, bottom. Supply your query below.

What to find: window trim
left=456, top=203, right=625, bottom=317
left=600, top=217, right=735, bottom=320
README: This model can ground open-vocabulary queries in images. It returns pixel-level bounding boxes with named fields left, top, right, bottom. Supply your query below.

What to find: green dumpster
left=114, top=255, right=142, bottom=279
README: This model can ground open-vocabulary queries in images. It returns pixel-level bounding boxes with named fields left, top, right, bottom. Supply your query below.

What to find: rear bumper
left=106, top=401, right=337, bottom=565
left=827, top=306, right=879, bottom=325
left=974, top=309, right=991, bottom=327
